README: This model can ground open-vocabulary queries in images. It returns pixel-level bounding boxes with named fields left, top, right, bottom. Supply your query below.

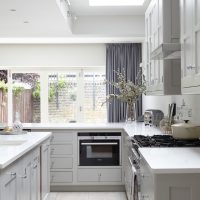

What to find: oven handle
left=81, top=142, right=118, bottom=146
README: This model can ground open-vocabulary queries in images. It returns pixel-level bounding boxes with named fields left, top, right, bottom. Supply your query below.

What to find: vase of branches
left=126, top=102, right=136, bottom=122
left=103, top=68, right=146, bottom=122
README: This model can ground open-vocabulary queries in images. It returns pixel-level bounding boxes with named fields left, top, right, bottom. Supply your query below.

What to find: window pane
left=0, top=70, right=8, bottom=124
left=48, top=73, right=78, bottom=123
left=12, top=73, right=40, bottom=123
left=83, top=72, right=107, bottom=123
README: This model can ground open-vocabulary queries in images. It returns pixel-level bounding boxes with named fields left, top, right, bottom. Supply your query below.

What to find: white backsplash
left=142, top=95, right=172, bottom=116
left=143, top=94, right=200, bottom=123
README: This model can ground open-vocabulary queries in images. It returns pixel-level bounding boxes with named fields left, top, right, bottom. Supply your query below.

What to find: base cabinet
left=0, top=165, right=18, bottom=200
left=140, top=158, right=200, bottom=200
left=41, top=140, right=50, bottom=200
left=50, top=131, right=74, bottom=187
left=51, top=171, right=73, bottom=185
left=0, top=139, right=50, bottom=200
left=78, top=168, right=122, bottom=183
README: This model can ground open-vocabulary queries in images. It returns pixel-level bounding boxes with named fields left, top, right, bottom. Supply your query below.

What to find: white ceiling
left=70, top=0, right=150, bottom=16
left=0, top=0, right=149, bottom=41
left=0, top=0, right=71, bottom=37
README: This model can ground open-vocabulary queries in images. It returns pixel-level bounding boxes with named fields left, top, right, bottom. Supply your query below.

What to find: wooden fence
left=0, top=90, right=33, bottom=123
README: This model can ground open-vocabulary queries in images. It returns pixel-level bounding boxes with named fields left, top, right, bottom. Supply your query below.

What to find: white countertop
left=0, top=132, right=51, bottom=169
left=2, top=122, right=200, bottom=174
left=21, top=122, right=163, bottom=137
left=139, top=147, right=200, bottom=174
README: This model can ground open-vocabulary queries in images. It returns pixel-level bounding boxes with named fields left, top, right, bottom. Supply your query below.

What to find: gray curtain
left=106, top=43, right=142, bottom=122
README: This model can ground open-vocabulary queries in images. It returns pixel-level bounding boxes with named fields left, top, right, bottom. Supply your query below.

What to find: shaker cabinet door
left=0, top=166, right=18, bottom=200
left=181, top=0, right=200, bottom=93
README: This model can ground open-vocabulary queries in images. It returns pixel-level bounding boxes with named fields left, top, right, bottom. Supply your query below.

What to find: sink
left=0, top=139, right=27, bottom=146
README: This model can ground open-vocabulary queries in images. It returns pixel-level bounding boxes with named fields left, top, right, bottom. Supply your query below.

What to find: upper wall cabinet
left=180, top=0, right=200, bottom=94
left=144, top=0, right=181, bottom=95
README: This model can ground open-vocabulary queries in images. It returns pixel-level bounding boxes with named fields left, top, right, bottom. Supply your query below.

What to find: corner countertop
left=0, top=132, right=51, bottom=169
left=20, top=122, right=163, bottom=137
left=139, top=147, right=200, bottom=174
left=1, top=123, right=200, bottom=174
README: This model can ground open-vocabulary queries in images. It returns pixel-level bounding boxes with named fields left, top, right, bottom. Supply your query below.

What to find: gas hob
left=132, top=135, right=200, bottom=148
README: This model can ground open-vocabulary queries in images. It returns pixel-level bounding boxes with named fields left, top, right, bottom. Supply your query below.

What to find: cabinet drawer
left=50, top=171, right=73, bottom=183
left=78, top=168, right=122, bottom=182
left=51, top=157, right=73, bottom=169
left=100, top=169, right=122, bottom=182
left=50, top=144, right=73, bottom=155
left=51, top=132, right=73, bottom=144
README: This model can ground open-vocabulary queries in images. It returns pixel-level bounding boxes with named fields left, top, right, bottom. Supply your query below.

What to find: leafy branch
left=32, top=80, right=68, bottom=102
left=103, top=68, right=146, bottom=105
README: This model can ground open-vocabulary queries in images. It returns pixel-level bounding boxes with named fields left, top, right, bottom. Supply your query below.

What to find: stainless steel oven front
left=78, top=132, right=121, bottom=166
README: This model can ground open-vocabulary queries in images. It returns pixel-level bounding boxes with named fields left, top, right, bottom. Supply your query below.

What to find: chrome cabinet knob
left=187, top=65, right=196, bottom=70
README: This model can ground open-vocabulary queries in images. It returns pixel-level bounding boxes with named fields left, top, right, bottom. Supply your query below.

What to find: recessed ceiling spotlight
left=10, top=9, right=16, bottom=12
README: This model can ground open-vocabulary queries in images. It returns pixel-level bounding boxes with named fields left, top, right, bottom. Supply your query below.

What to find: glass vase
left=126, top=102, right=136, bottom=122
left=13, top=112, right=23, bottom=134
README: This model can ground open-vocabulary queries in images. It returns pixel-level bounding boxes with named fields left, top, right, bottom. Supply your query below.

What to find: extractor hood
left=151, top=43, right=181, bottom=60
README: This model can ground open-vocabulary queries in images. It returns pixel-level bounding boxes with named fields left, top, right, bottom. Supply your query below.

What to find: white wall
left=0, top=44, right=106, bottom=67
left=73, top=16, right=145, bottom=37
left=143, top=94, right=200, bottom=123
left=142, top=95, right=172, bottom=115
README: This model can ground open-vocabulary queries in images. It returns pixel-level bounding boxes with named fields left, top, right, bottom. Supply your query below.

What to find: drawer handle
left=187, top=65, right=196, bottom=70
left=18, top=169, right=27, bottom=179
left=5, top=172, right=17, bottom=186
left=10, top=172, right=16, bottom=176
left=81, top=143, right=118, bottom=146
left=32, top=164, right=37, bottom=169
left=18, top=174, right=27, bottom=179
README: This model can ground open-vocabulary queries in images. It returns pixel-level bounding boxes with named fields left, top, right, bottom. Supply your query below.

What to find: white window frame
left=1, top=66, right=106, bottom=124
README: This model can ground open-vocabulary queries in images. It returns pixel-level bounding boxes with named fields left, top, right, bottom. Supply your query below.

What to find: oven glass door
left=79, top=140, right=120, bottom=166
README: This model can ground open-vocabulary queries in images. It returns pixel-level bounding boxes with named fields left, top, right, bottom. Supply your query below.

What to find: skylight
left=89, top=0, right=145, bottom=6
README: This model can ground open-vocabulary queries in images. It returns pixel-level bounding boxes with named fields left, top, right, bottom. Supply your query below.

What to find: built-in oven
left=78, top=132, right=121, bottom=166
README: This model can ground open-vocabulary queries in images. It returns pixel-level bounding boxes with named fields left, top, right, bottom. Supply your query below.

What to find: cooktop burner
left=132, top=135, right=200, bottom=147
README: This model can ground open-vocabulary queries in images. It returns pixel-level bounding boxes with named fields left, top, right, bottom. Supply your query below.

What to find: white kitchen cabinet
left=0, top=165, right=18, bottom=200
left=144, top=0, right=181, bottom=95
left=49, top=131, right=75, bottom=187
left=50, top=131, right=73, bottom=143
left=77, top=168, right=122, bottom=183
left=181, top=0, right=200, bottom=93
left=41, top=139, right=50, bottom=200
left=51, top=157, right=73, bottom=169
left=17, top=156, right=32, bottom=200
left=50, top=144, right=73, bottom=155
left=31, top=148, right=40, bottom=200
left=140, top=157, right=200, bottom=200
left=50, top=171, right=73, bottom=185
left=0, top=147, right=42, bottom=200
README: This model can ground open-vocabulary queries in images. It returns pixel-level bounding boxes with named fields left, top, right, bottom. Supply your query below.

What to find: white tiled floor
left=48, top=192, right=127, bottom=200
